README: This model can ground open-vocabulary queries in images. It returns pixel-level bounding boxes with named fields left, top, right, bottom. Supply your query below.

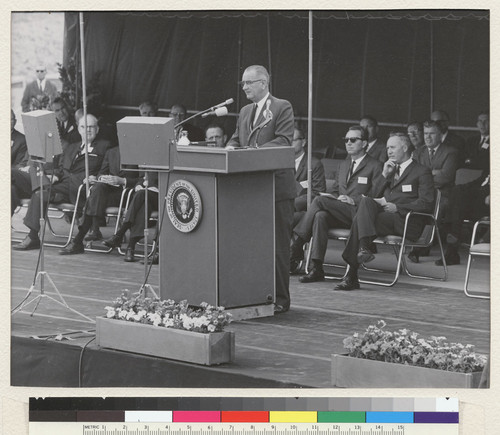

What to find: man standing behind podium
left=226, top=65, right=295, bottom=314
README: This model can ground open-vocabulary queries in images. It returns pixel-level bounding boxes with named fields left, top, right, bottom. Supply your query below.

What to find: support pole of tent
left=79, top=12, right=90, bottom=197
left=306, top=11, right=313, bottom=208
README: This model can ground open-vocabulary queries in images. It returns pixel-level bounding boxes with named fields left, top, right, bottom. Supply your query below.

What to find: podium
left=158, top=146, right=294, bottom=318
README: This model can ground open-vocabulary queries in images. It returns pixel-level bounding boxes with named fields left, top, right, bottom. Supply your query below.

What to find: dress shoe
left=13, top=235, right=40, bottom=251
left=289, top=259, right=301, bottom=275
left=274, top=304, right=289, bottom=314
left=84, top=229, right=103, bottom=242
left=102, top=234, right=123, bottom=248
left=124, top=248, right=136, bottom=262
left=299, top=267, right=325, bottom=283
left=407, top=250, right=420, bottom=264
left=334, top=276, right=360, bottom=291
left=59, top=240, right=84, bottom=255
left=357, top=248, right=375, bottom=264
left=435, top=251, right=460, bottom=266
left=290, top=239, right=305, bottom=262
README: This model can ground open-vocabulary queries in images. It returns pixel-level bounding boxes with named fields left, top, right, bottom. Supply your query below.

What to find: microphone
left=214, top=98, right=234, bottom=109
left=201, top=106, right=229, bottom=118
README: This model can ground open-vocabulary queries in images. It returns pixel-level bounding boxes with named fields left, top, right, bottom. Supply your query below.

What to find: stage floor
left=11, top=213, right=490, bottom=388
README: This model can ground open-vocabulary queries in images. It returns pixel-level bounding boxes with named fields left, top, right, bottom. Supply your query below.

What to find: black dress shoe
left=334, top=276, right=360, bottom=291
left=407, top=250, right=420, bottom=263
left=357, top=248, right=375, bottom=264
left=299, top=267, right=325, bottom=283
left=102, top=234, right=123, bottom=248
left=435, top=251, right=460, bottom=266
left=13, top=235, right=40, bottom=251
left=124, top=248, right=136, bottom=262
left=274, top=304, right=289, bottom=314
left=59, top=240, right=84, bottom=255
left=290, top=239, right=305, bottom=262
left=289, top=259, right=301, bottom=275
left=85, top=229, right=103, bottom=242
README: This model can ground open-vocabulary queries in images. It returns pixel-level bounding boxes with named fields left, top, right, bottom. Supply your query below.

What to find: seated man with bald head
left=335, top=133, right=435, bottom=291
left=13, top=114, right=111, bottom=250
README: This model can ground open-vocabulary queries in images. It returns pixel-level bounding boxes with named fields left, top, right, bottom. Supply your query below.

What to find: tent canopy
left=64, top=10, right=489, bottom=149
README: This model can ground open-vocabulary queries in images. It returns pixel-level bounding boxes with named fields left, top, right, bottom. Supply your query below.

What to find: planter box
left=332, top=354, right=482, bottom=388
left=96, top=317, right=235, bottom=366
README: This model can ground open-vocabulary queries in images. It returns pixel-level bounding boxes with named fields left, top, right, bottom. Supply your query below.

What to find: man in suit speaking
left=226, top=65, right=295, bottom=313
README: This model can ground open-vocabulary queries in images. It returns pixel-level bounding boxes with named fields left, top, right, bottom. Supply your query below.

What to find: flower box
left=96, top=317, right=235, bottom=366
left=331, top=354, right=482, bottom=388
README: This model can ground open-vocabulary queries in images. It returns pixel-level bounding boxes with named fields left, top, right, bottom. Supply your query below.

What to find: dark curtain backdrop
left=63, top=10, right=489, bottom=153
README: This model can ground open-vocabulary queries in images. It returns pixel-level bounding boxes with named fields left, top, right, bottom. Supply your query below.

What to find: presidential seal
left=166, top=180, right=202, bottom=233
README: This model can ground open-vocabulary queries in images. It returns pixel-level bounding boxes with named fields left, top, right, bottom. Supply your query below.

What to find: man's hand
left=19, top=165, right=30, bottom=173
left=383, top=202, right=398, bottom=213
left=84, top=175, right=97, bottom=185
left=382, top=159, right=398, bottom=178
left=99, top=175, right=125, bottom=186
left=225, top=145, right=235, bottom=150
left=338, top=195, right=355, bottom=205
left=135, top=184, right=145, bottom=192
left=50, top=174, right=59, bottom=184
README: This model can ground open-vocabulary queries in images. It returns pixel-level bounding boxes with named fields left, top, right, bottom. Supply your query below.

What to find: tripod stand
left=12, top=159, right=94, bottom=323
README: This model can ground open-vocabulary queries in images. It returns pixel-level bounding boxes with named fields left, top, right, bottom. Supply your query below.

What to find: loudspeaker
left=21, top=110, right=63, bottom=163
left=116, top=116, right=176, bottom=169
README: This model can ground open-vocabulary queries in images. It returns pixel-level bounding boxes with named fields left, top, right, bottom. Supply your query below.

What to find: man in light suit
left=360, top=115, right=387, bottom=163
left=226, top=65, right=295, bottom=313
left=290, top=126, right=384, bottom=282
left=21, top=65, right=58, bottom=112
left=13, top=114, right=111, bottom=250
left=336, top=134, right=435, bottom=290
left=293, top=126, right=326, bottom=213
left=463, top=111, right=489, bottom=171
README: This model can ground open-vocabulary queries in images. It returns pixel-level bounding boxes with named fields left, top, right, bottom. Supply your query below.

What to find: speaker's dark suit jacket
left=414, top=144, right=459, bottom=198
left=294, top=154, right=326, bottom=211
left=367, top=138, right=387, bottom=163
left=227, top=94, right=295, bottom=201
left=463, top=134, right=489, bottom=171
left=11, top=129, right=28, bottom=168
left=342, top=160, right=435, bottom=267
left=227, top=94, right=295, bottom=309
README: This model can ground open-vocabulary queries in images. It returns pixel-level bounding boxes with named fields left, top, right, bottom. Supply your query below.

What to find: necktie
left=38, top=80, right=43, bottom=92
left=429, top=148, right=435, bottom=161
left=394, top=165, right=401, bottom=181
left=250, top=103, right=258, bottom=127
left=348, top=160, right=356, bottom=181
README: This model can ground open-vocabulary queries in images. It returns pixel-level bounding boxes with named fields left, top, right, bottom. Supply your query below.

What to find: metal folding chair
left=464, top=219, right=490, bottom=299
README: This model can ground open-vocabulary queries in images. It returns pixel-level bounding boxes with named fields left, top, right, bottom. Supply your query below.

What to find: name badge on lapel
left=358, top=176, right=368, bottom=184
left=402, top=184, right=412, bottom=192
left=482, top=142, right=489, bottom=150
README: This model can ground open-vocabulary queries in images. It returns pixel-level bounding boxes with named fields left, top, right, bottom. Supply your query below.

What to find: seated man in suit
left=436, top=171, right=490, bottom=266
left=335, top=133, right=435, bottom=291
left=408, top=120, right=459, bottom=262
left=293, top=126, right=326, bottom=213
left=52, top=97, right=80, bottom=146
left=170, top=103, right=205, bottom=142
left=138, top=101, right=158, bottom=117
left=13, top=114, right=111, bottom=250
left=360, top=115, right=387, bottom=163
left=463, top=111, right=489, bottom=171
left=407, top=121, right=425, bottom=155
left=58, top=145, right=141, bottom=254
left=205, top=123, right=227, bottom=147
left=430, top=109, right=466, bottom=164
left=11, top=110, right=31, bottom=215
left=290, top=126, right=384, bottom=282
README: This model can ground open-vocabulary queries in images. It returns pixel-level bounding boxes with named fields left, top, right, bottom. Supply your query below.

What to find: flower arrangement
left=343, top=320, right=486, bottom=373
left=104, top=290, right=232, bottom=334
left=29, top=93, right=51, bottom=111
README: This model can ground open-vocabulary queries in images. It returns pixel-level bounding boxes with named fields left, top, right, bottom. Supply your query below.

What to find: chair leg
left=464, top=253, right=490, bottom=299
left=309, top=237, right=349, bottom=280
left=403, top=231, right=447, bottom=282
left=359, top=242, right=405, bottom=287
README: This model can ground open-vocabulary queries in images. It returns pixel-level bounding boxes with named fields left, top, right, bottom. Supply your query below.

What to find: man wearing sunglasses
left=336, top=133, right=434, bottom=290
left=21, top=65, right=58, bottom=112
left=227, top=65, right=295, bottom=314
left=290, top=126, right=384, bottom=282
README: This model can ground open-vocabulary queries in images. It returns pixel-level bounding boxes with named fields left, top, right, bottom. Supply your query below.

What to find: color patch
left=317, top=412, right=365, bottom=423
left=366, top=412, right=413, bottom=423
left=221, top=411, right=269, bottom=422
left=414, top=412, right=459, bottom=424
left=172, top=411, right=220, bottom=422
left=269, top=411, right=317, bottom=423
left=125, top=411, right=173, bottom=422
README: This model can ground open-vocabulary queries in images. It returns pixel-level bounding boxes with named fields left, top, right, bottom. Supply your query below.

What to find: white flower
left=208, top=324, right=216, bottom=332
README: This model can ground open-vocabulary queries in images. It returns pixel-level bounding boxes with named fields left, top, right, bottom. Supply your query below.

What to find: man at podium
left=226, top=65, right=295, bottom=314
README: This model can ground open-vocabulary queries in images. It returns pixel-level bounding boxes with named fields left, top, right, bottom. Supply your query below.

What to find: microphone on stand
left=175, top=98, right=234, bottom=127
left=201, top=106, right=229, bottom=118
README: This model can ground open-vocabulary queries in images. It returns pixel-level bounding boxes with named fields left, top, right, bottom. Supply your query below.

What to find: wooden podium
left=157, top=146, right=294, bottom=318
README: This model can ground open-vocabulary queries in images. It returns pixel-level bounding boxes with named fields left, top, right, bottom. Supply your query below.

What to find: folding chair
left=44, top=183, right=85, bottom=248
left=11, top=199, right=32, bottom=242
left=464, top=219, right=490, bottom=299
left=84, top=187, right=134, bottom=253
left=359, top=190, right=447, bottom=287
